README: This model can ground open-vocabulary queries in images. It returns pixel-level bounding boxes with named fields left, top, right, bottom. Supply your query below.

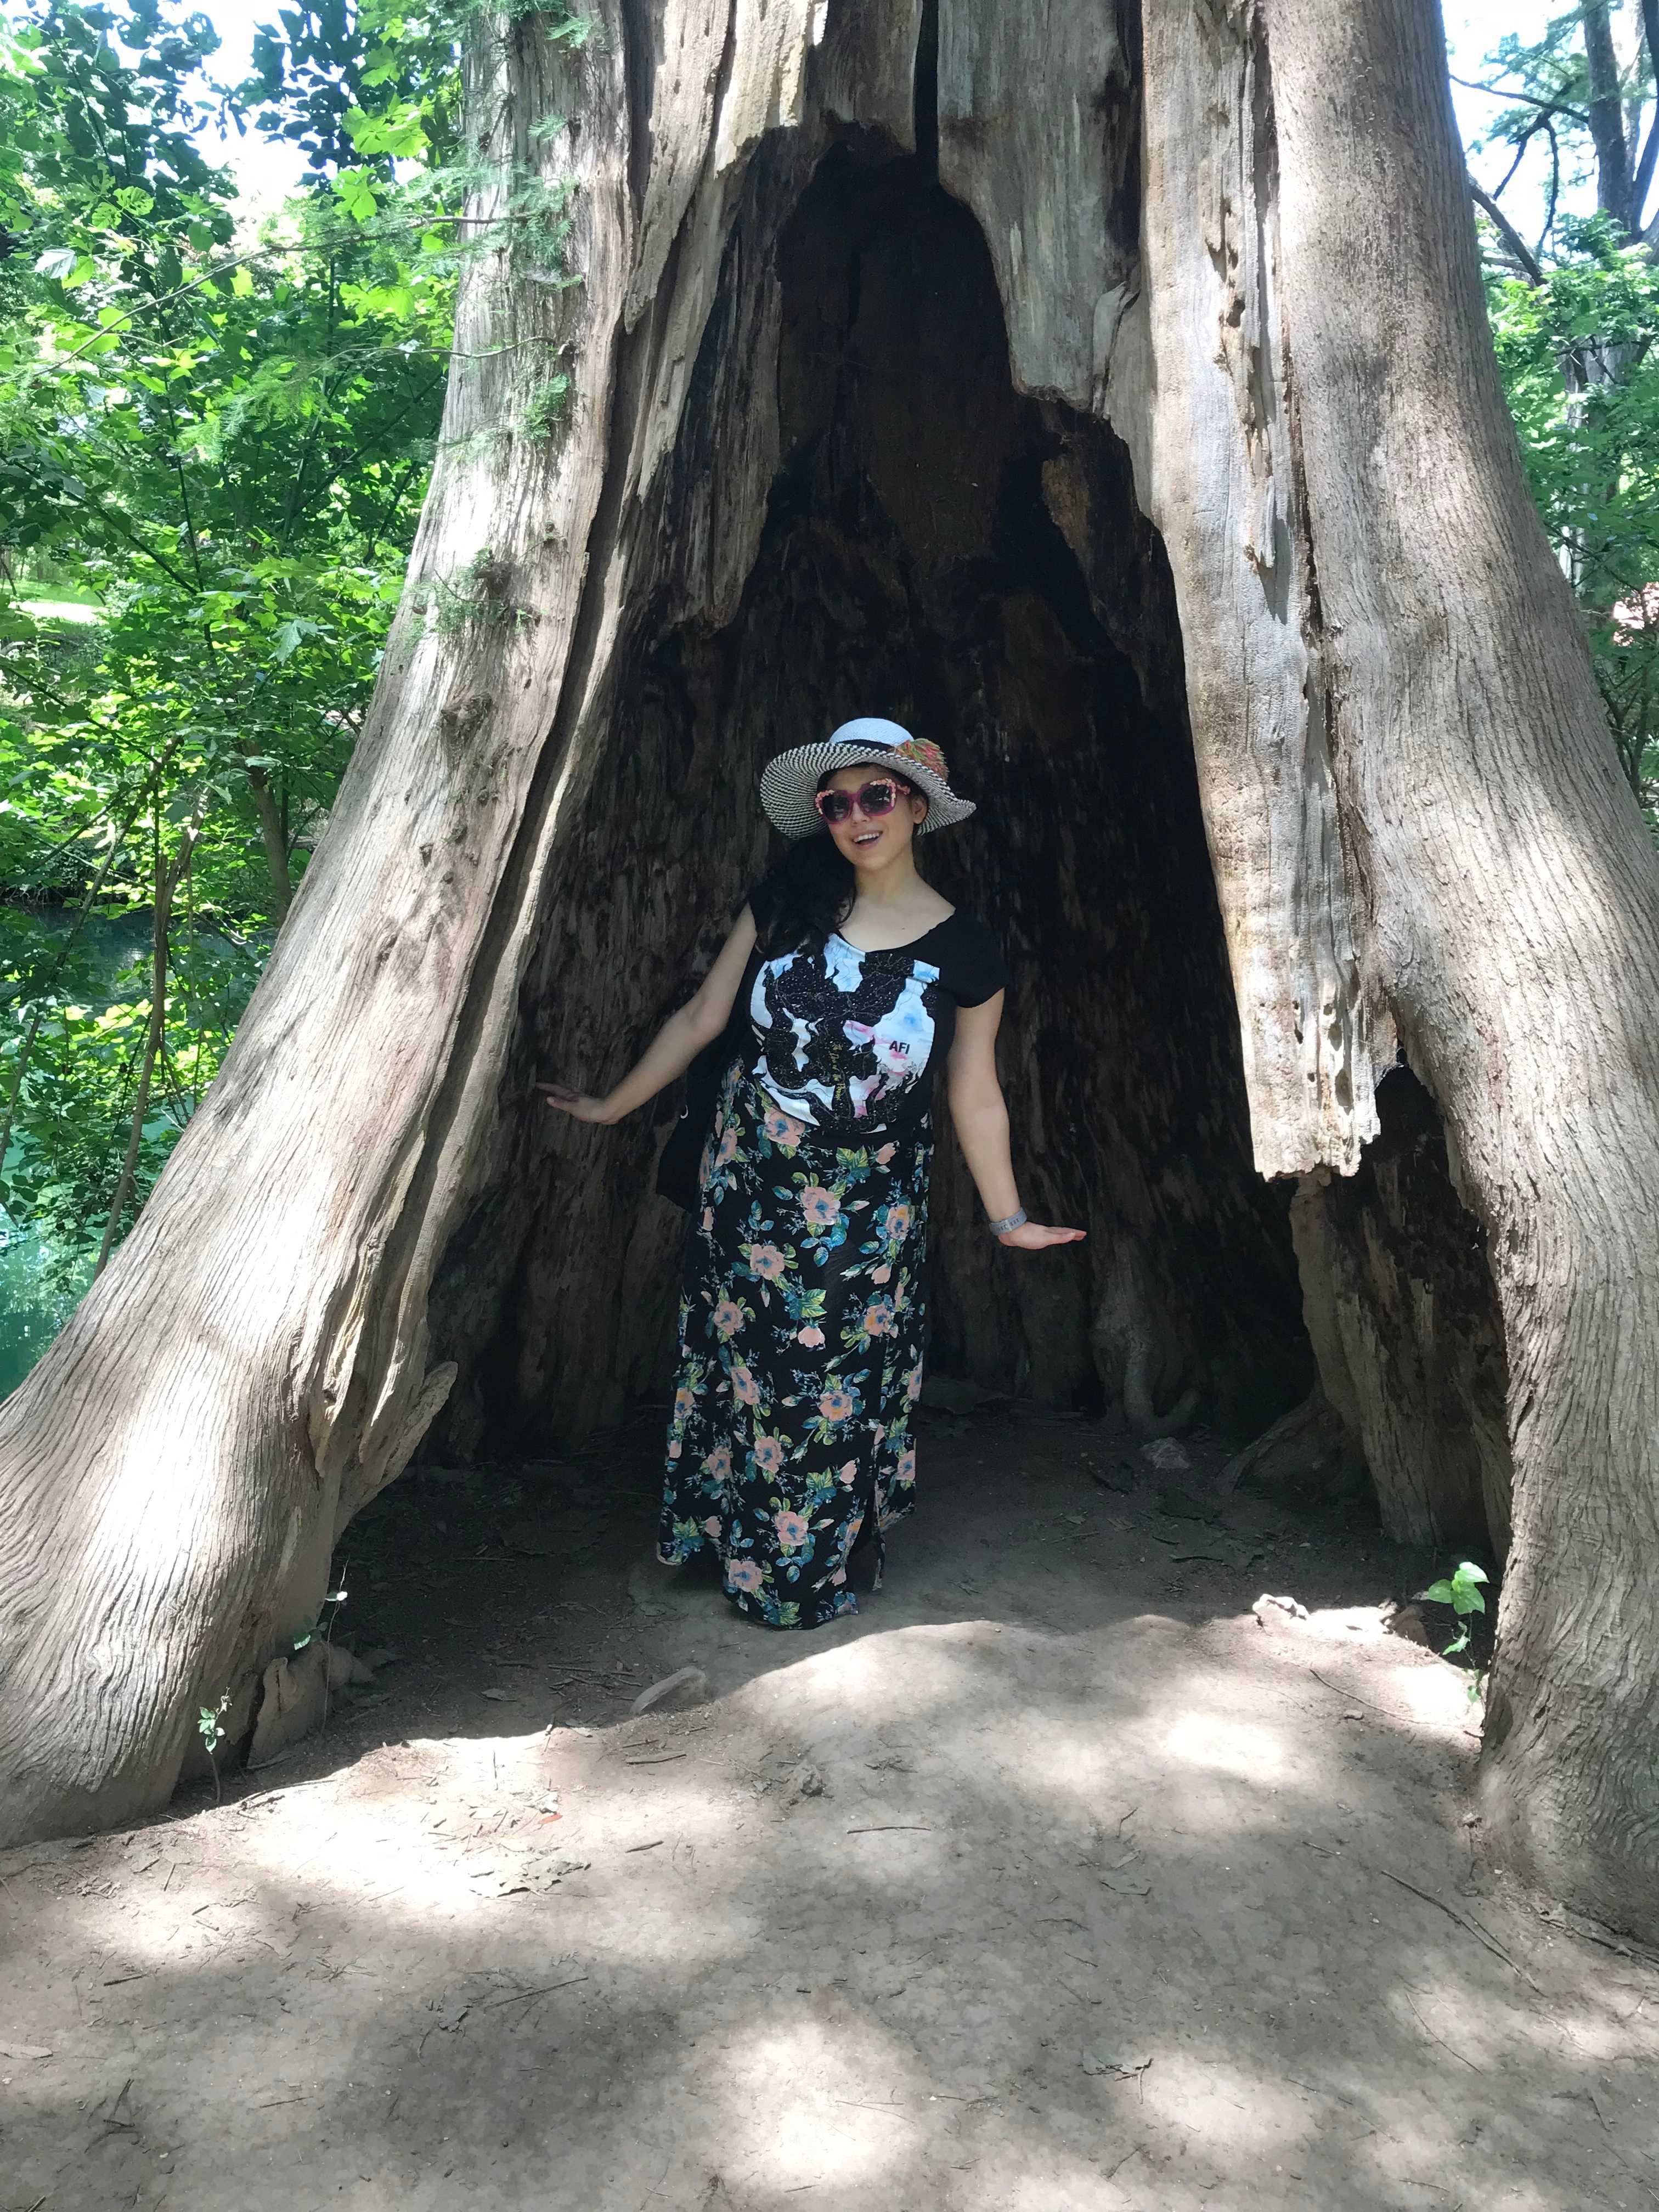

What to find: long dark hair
left=753, top=772, right=923, bottom=954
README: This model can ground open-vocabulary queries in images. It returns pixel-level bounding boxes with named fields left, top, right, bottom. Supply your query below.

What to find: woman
left=540, top=717, right=1082, bottom=1628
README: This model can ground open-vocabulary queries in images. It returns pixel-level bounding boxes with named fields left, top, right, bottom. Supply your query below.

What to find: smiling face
left=817, top=763, right=929, bottom=874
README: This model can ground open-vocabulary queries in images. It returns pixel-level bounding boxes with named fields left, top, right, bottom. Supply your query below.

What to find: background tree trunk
left=1, top=0, right=1656, bottom=1941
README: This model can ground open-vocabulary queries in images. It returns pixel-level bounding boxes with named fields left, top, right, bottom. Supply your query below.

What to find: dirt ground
left=3, top=1397, right=1657, bottom=2212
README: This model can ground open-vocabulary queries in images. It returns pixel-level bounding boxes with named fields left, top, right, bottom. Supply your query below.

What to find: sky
left=1446, top=0, right=1620, bottom=246
left=191, top=0, right=309, bottom=216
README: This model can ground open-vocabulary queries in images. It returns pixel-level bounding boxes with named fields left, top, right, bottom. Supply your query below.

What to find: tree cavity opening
left=426, top=141, right=1316, bottom=1464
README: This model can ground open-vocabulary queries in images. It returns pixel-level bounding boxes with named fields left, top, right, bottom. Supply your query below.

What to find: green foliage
left=290, top=1581, right=347, bottom=1654
left=413, top=543, right=529, bottom=634
left=0, top=0, right=462, bottom=1292
left=1462, top=9, right=1659, bottom=825
left=1488, top=219, right=1659, bottom=817
left=0, top=0, right=588, bottom=1378
left=1420, top=1560, right=1490, bottom=1702
left=522, top=366, right=571, bottom=439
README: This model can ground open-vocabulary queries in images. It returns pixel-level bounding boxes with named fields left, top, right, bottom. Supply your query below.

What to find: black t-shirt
left=736, top=906, right=1008, bottom=1140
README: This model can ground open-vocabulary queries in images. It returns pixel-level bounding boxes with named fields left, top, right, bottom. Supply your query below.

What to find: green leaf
left=1421, top=1580, right=1455, bottom=1605
left=33, top=246, right=75, bottom=279
left=334, top=168, right=380, bottom=224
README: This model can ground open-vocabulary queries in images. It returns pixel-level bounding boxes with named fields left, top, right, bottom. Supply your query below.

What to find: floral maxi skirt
left=657, top=1068, right=931, bottom=1628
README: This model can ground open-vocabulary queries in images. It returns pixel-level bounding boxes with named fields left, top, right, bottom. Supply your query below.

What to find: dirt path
left=3, top=1402, right=1656, bottom=2211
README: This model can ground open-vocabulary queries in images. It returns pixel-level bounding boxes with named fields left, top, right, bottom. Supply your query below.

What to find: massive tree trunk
left=2, top=0, right=1656, bottom=1938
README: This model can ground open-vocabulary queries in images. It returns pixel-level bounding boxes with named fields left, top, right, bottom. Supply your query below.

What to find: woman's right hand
left=537, top=1080, right=618, bottom=1125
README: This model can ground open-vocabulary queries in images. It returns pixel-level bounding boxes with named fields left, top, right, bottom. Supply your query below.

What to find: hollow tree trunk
left=1263, top=0, right=1659, bottom=1930
left=0, top=0, right=1655, bottom=1943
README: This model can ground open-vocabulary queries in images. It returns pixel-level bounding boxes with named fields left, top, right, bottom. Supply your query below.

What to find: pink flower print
left=895, top=1447, right=917, bottom=1486
left=881, top=1201, right=913, bottom=1243
left=864, top=1301, right=896, bottom=1337
left=763, top=1105, right=805, bottom=1152
left=673, top=1384, right=695, bottom=1421
left=871, top=1263, right=892, bottom=1285
left=701, top=1206, right=715, bottom=1234
left=875, top=1144, right=897, bottom=1166
left=711, top=1297, right=744, bottom=1339
left=667, top=1437, right=682, bottom=1460
left=702, top=1444, right=732, bottom=1482
left=797, top=1324, right=826, bottom=1348
left=838, top=1461, right=858, bottom=1486
left=716, top=1122, right=738, bottom=1166
left=775, top=1508, right=809, bottom=1550
left=753, top=1432, right=786, bottom=1476
left=905, top=1364, right=923, bottom=1402
left=817, top=1384, right=855, bottom=1424
left=732, top=1363, right=761, bottom=1407
left=831, top=1567, right=847, bottom=1585
left=726, top=1559, right=764, bottom=1594
left=701, top=1515, right=723, bottom=1539
left=799, top=1184, right=842, bottom=1227
left=746, top=1243, right=787, bottom=1282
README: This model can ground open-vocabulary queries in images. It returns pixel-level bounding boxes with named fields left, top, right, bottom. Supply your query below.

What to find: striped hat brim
left=759, top=729, right=975, bottom=840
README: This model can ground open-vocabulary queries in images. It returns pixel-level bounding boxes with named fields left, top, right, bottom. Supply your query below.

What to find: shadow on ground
left=2, top=1402, right=1655, bottom=2211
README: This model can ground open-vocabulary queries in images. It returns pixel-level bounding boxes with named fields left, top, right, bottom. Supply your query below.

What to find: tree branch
left=1492, top=122, right=1541, bottom=204
left=1469, top=177, right=1544, bottom=284
left=1447, top=72, right=1588, bottom=125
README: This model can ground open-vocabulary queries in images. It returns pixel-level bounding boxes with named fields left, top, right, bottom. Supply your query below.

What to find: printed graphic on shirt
left=749, top=935, right=940, bottom=1128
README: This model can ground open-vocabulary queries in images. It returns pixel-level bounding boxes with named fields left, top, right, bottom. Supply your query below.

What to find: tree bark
left=1261, top=0, right=1659, bottom=1929
left=0, top=15, right=626, bottom=1837
left=245, top=763, right=293, bottom=919
left=1583, top=0, right=1635, bottom=233
left=0, top=0, right=1655, bottom=1944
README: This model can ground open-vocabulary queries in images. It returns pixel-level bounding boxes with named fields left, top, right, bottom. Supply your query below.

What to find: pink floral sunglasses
left=813, top=776, right=910, bottom=826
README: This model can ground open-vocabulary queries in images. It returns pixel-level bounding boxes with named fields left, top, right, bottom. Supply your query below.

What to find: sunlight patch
left=721, top=2016, right=914, bottom=2186
left=1164, top=1712, right=1286, bottom=1781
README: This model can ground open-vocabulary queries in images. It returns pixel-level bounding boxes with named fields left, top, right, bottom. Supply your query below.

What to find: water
left=0, top=903, right=223, bottom=1401
left=0, top=1217, right=88, bottom=1400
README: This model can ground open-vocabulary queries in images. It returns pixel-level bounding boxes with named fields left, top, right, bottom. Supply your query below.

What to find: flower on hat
left=891, top=736, right=950, bottom=782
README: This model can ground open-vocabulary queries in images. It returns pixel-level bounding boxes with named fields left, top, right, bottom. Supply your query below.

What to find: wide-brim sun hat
left=759, top=716, right=975, bottom=839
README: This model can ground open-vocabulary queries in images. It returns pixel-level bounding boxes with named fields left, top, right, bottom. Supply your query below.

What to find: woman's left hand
left=997, top=1221, right=1086, bottom=1250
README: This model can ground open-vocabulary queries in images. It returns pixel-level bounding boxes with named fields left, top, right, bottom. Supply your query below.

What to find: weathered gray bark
left=1262, top=0, right=1659, bottom=1932
left=1, top=0, right=1656, bottom=1943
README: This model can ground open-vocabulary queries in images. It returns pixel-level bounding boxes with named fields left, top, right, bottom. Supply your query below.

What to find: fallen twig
left=482, top=1974, right=588, bottom=2010
left=1309, top=1668, right=1390, bottom=1716
left=847, top=1824, right=933, bottom=1835
left=1402, top=1987, right=1483, bottom=2071
left=1377, top=1867, right=1536, bottom=1987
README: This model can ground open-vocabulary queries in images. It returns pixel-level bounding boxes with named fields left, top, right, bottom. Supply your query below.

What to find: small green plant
left=197, top=1690, right=230, bottom=1802
left=290, top=1581, right=349, bottom=1656
left=1420, top=1560, right=1491, bottom=1703
left=522, top=370, right=573, bottom=441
